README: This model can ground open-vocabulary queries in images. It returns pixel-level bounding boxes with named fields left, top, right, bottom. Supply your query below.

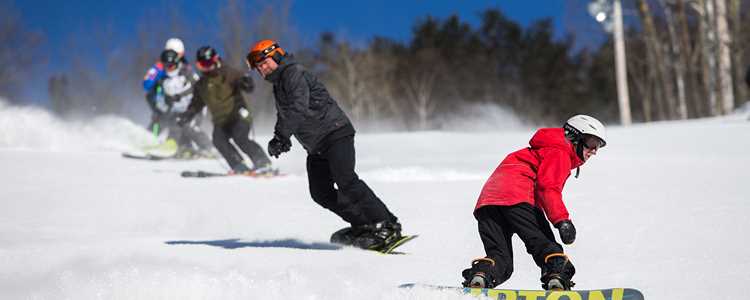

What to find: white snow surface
left=1, top=101, right=749, bottom=299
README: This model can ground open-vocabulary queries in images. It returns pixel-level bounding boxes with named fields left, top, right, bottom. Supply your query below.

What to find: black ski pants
left=475, top=203, right=566, bottom=285
left=213, top=118, right=270, bottom=170
left=306, top=135, right=396, bottom=226
left=161, top=112, right=212, bottom=151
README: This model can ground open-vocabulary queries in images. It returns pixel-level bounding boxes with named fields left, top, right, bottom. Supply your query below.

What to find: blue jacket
left=143, top=62, right=166, bottom=91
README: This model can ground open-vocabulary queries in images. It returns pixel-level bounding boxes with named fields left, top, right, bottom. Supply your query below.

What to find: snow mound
left=0, top=100, right=153, bottom=151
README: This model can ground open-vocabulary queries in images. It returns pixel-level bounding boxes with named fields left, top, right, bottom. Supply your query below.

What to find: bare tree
left=637, top=0, right=676, bottom=120
left=216, top=0, right=297, bottom=129
left=675, top=0, right=704, bottom=117
left=728, top=0, right=746, bottom=106
left=402, top=49, right=440, bottom=130
left=330, top=45, right=369, bottom=122
left=661, top=0, right=689, bottom=119
left=714, top=0, right=735, bottom=114
left=694, top=0, right=720, bottom=116
left=0, top=3, right=43, bottom=102
left=219, top=0, right=252, bottom=69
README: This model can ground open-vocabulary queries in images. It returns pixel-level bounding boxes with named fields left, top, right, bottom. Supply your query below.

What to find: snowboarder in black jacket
left=245, top=39, right=402, bottom=251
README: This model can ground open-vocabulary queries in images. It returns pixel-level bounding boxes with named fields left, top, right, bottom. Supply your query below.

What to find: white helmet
left=564, top=114, right=607, bottom=147
left=164, top=38, right=185, bottom=56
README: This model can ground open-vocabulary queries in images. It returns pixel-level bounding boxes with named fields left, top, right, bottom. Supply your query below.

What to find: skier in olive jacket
left=180, top=46, right=272, bottom=174
left=462, top=115, right=607, bottom=291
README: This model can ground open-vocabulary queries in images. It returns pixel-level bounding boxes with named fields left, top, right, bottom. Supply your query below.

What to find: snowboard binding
left=540, top=253, right=576, bottom=291
left=462, top=257, right=497, bottom=288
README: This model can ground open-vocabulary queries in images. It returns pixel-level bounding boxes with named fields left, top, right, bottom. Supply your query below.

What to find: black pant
left=475, top=204, right=565, bottom=285
left=160, top=112, right=212, bottom=151
left=213, top=119, right=270, bottom=170
left=307, top=135, right=396, bottom=226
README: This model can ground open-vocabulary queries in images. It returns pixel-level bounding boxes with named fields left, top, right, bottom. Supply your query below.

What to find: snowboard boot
left=352, top=220, right=402, bottom=251
left=540, top=253, right=576, bottom=290
left=330, top=225, right=371, bottom=246
left=462, top=258, right=497, bottom=288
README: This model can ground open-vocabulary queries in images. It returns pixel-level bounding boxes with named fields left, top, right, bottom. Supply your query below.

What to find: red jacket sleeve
left=535, top=147, right=572, bottom=225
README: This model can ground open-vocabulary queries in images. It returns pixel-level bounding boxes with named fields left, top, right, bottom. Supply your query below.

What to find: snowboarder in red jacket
left=461, top=115, right=607, bottom=291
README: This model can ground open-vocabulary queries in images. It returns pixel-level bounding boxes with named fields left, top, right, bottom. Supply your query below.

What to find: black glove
left=554, top=220, right=576, bottom=245
left=176, top=112, right=193, bottom=127
left=239, top=73, right=254, bottom=93
left=268, top=135, right=291, bottom=158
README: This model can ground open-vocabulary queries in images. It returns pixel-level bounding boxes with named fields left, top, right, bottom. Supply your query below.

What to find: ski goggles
left=164, top=62, right=180, bottom=72
left=196, top=59, right=216, bottom=72
left=582, top=135, right=605, bottom=150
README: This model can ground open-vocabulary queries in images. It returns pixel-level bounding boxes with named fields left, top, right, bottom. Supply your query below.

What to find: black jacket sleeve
left=274, top=66, right=310, bottom=140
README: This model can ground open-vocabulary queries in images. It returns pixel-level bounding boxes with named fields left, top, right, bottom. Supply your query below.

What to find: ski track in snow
left=1, top=100, right=749, bottom=299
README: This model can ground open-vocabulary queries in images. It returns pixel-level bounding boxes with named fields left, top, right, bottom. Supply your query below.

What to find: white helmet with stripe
left=563, top=114, right=607, bottom=148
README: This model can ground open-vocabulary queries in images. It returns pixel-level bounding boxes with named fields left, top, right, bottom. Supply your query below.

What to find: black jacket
left=266, top=56, right=354, bottom=153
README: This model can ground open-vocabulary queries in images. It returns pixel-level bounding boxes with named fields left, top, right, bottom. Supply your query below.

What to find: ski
left=122, top=152, right=176, bottom=161
left=399, top=283, right=644, bottom=300
left=180, top=169, right=285, bottom=178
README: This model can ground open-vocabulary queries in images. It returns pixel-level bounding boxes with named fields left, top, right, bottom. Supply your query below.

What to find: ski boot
left=229, top=163, right=253, bottom=175
left=250, top=164, right=278, bottom=177
left=462, top=258, right=497, bottom=288
left=351, top=220, right=402, bottom=251
left=540, top=253, right=576, bottom=291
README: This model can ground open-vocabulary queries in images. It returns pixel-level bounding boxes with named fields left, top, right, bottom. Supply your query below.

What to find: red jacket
left=474, top=128, right=583, bottom=225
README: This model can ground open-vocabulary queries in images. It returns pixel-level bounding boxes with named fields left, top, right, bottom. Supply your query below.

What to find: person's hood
left=529, top=127, right=584, bottom=169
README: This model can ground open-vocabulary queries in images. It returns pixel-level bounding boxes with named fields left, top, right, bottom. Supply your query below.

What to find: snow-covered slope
left=1, top=101, right=748, bottom=299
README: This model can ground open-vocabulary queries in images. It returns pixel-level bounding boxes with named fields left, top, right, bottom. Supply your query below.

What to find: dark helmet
left=196, top=46, right=220, bottom=72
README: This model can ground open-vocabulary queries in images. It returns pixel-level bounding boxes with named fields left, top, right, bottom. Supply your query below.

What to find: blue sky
left=12, top=0, right=605, bottom=103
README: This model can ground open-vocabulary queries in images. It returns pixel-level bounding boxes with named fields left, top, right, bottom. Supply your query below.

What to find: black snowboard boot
left=540, top=253, right=576, bottom=290
left=330, top=225, right=371, bottom=246
left=462, top=258, right=497, bottom=288
left=351, top=220, right=402, bottom=251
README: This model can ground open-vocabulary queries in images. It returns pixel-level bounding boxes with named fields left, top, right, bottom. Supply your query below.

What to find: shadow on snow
left=165, top=238, right=343, bottom=251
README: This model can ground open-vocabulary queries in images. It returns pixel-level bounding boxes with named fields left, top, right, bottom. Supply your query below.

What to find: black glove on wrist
left=239, top=73, right=255, bottom=93
left=554, top=220, right=576, bottom=245
left=176, top=112, right=193, bottom=127
left=268, top=135, right=291, bottom=158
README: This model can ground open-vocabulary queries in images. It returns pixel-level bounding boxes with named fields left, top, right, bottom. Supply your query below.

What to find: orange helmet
left=246, top=39, right=286, bottom=69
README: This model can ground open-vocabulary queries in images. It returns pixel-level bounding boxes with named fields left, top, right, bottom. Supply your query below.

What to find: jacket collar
left=265, top=55, right=296, bottom=83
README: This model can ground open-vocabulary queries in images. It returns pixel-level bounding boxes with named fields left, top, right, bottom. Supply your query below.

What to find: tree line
left=2, top=1, right=749, bottom=130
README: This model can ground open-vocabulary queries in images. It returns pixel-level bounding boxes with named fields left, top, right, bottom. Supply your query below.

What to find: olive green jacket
left=187, top=63, right=254, bottom=126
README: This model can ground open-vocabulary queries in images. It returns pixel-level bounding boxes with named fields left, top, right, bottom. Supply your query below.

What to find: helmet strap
left=575, top=143, right=585, bottom=162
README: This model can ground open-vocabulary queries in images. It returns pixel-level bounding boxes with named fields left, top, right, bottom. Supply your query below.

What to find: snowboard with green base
left=399, top=283, right=644, bottom=300
left=373, top=234, right=418, bottom=254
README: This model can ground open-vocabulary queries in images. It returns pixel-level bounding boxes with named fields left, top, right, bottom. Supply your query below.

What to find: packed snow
left=1, top=100, right=748, bottom=299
